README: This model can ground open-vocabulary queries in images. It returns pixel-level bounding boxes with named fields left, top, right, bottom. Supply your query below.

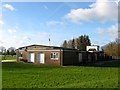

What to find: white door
left=79, top=53, right=82, bottom=63
left=29, top=53, right=34, bottom=62
left=37, top=53, right=45, bottom=64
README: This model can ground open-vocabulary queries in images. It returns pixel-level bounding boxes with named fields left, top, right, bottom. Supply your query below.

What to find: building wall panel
left=63, top=50, right=79, bottom=65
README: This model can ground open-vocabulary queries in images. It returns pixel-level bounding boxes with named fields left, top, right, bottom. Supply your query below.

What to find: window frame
left=50, top=52, right=59, bottom=60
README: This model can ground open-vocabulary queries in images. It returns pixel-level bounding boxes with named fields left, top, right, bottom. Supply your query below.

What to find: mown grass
left=0, top=55, right=16, bottom=60
left=2, top=61, right=119, bottom=88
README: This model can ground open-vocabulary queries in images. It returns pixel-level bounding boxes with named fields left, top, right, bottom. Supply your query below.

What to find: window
left=51, top=52, right=59, bottom=60
left=19, top=52, right=23, bottom=57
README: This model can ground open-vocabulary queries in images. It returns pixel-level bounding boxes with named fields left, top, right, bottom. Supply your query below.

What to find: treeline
left=102, top=39, right=120, bottom=59
left=61, top=35, right=91, bottom=51
left=0, top=46, right=16, bottom=56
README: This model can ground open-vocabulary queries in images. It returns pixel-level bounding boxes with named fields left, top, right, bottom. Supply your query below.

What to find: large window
left=51, top=52, right=59, bottom=60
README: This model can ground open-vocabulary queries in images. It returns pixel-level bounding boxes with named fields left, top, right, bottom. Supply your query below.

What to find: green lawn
left=2, top=61, right=119, bottom=88
left=0, top=55, right=16, bottom=60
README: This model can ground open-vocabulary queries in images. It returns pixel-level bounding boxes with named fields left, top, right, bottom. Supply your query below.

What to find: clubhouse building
left=16, top=45, right=105, bottom=66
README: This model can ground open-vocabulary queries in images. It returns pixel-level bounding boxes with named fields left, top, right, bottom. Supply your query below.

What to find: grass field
left=2, top=61, right=119, bottom=88
left=0, top=55, right=16, bottom=60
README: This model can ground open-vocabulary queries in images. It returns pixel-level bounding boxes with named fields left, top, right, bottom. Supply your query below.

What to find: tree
left=8, top=47, right=16, bottom=56
left=61, top=40, right=68, bottom=48
left=76, top=35, right=91, bottom=50
left=71, top=38, right=75, bottom=49
left=0, top=46, right=6, bottom=59
left=6, top=50, right=10, bottom=55
left=67, top=40, right=72, bottom=48
left=86, top=35, right=91, bottom=46
left=0, top=46, right=6, bottom=55
left=61, top=35, right=91, bottom=50
left=102, top=39, right=120, bottom=59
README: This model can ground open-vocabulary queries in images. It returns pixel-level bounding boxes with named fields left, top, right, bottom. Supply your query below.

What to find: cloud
left=0, top=25, right=33, bottom=49
left=115, top=0, right=120, bottom=5
left=0, top=40, right=4, bottom=44
left=19, top=36, right=32, bottom=45
left=43, top=5, right=48, bottom=10
left=47, top=21, right=64, bottom=26
left=64, top=0, right=117, bottom=23
left=8, top=29, right=17, bottom=34
left=96, top=23, right=118, bottom=38
left=93, top=23, right=118, bottom=46
left=0, top=26, right=50, bottom=49
left=107, top=24, right=118, bottom=37
left=23, top=36, right=31, bottom=41
left=96, top=28, right=105, bottom=35
left=0, top=20, right=4, bottom=25
left=3, top=4, right=16, bottom=11
left=38, top=32, right=49, bottom=37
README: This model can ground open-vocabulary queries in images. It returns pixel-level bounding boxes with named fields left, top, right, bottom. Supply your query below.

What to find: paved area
left=1, top=60, right=16, bottom=62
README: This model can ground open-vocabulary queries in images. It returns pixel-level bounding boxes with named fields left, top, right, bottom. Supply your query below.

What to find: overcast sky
left=0, top=0, right=118, bottom=49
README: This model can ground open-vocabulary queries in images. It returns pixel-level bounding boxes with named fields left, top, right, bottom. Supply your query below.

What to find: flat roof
left=17, top=44, right=78, bottom=50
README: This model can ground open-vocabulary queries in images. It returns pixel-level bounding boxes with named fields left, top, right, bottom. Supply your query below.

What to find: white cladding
left=37, top=53, right=45, bottom=64
left=28, top=53, right=34, bottom=62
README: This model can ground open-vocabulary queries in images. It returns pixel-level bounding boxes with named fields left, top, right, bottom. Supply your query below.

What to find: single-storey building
left=16, top=44, right=106, bottom=66
left=78, top=51, right=104, bottom=63
left=16, top=45, right=80, bottom=66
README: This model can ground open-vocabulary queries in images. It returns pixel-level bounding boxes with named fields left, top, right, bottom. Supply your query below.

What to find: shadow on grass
left=78, top=60, right=120, bottom=68
left=2, top=62, right=61, bottom=70
left=2, top=59, right=120, bottom=69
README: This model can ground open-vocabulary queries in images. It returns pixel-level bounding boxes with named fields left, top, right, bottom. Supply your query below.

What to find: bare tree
left=0, top=46, right=6, bottom=59
left=103, top=39, right=120, bottom=59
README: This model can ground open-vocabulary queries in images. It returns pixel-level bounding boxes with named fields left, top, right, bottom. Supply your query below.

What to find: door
left=28, top=53, right=34, bottom=62
left=79, top=53, right=82, bottom=63
left=37, top=53, right=45, bottom=64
